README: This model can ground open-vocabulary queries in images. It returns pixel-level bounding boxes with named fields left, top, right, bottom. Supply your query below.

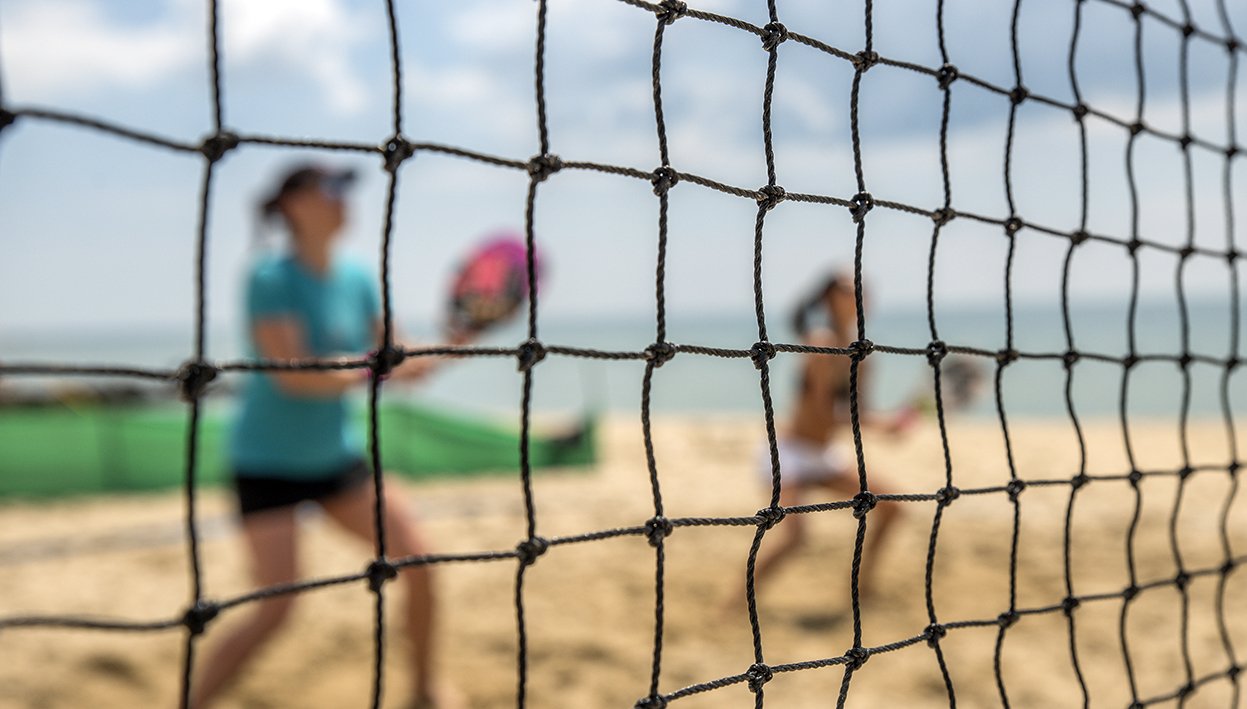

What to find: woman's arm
left=380, top=322, right=476, bottom=383
left=253, top=318, right=363, bottom=397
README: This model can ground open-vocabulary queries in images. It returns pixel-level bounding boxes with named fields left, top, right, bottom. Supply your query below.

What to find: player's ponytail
left=791, top=273, right=842, bottom=338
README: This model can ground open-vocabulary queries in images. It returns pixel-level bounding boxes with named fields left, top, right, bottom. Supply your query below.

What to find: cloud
left=0, top=0, right=197, bottom=101
left=220, top=0, right=377, bottom=114
left=0, top=0, right=375, bottom=114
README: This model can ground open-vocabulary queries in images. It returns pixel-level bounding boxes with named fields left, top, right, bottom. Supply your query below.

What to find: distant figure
left=192, top=165, right=459, bottom=708
left=751, top=271, right=907, bottom=599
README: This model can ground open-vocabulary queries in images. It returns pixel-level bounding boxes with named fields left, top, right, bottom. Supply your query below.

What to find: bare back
left=787, top=328, right=854, bottom=447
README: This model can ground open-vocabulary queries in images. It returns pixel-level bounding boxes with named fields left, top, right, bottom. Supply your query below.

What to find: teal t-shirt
left=230, top=253, right=380, bottom=478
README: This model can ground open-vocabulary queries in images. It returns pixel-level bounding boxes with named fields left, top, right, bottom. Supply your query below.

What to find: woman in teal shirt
left=193, top=165, right=456, bottom=708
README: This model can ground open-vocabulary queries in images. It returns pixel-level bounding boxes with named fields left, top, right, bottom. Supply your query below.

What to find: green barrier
left=0, top=402, right=595, bottom=498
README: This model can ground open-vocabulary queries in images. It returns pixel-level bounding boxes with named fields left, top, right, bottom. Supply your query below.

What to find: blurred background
left=1, top=0, right=1243, bottom=419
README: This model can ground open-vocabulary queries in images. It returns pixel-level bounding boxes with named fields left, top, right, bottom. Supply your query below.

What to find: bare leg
left=816, top=472, right=903, bottom=597
left=320, top=476, right=455, bottom=708
left=191, top=507, right=299, bottom=708
left=751, top=484, right=809, bottom=593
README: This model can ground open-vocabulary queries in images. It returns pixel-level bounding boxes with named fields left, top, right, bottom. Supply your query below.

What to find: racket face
left=447, top=234, right=536, bottom=335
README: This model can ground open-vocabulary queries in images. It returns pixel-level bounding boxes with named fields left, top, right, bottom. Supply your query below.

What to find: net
left=0, top=0, right=1243, bottom=707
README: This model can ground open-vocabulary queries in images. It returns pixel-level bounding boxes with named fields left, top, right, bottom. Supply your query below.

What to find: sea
left=2, top=300, right=1243, bottom=422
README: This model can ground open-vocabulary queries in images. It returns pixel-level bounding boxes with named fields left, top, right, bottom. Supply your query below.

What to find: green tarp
left=0, top=401, right=595, bottom=498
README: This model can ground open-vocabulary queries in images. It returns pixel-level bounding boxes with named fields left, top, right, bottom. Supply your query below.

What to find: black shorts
left=232, top=459, right=372, bottom=517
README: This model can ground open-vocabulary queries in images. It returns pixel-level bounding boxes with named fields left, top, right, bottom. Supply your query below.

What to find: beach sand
left=0, top=415, right=1244, bottom=708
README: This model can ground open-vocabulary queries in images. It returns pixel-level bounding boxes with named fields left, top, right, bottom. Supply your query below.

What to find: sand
left=0, top=415, right=1244, bottom=708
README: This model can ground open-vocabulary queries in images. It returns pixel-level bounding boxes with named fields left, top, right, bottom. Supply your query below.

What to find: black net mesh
left=0, top=1, right=1243, bottom=707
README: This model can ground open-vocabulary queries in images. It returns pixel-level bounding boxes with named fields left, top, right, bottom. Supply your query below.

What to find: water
left=3, top=300, right=1242, bottom=420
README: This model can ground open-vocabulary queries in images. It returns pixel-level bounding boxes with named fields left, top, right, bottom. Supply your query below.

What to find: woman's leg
left=320, top=476, right=447, bottom=707
left=816, top=470, right=903, bottom=596
left=191, top=506, right=300, bottom=708
left=751, top=483, right=810, bottom=592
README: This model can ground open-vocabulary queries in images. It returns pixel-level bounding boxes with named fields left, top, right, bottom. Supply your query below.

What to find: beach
left=0, top=414, right=1243, bottom=708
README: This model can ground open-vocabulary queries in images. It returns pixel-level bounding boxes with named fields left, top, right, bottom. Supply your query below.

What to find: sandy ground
left=0, top=415, right=1244, bottom=709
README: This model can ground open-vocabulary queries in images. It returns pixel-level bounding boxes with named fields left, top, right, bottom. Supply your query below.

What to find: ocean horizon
left=2, top=298, right=1242, bottom=421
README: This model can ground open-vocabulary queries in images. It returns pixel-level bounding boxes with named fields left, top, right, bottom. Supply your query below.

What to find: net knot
left=1181, top=22, right=1196, bottom=38
left=996, top=348, right=1018, bottom=365
left=850, top=192, right=874, bottom=223
left=1128, top=703, right=1144, bottom=709
left=650, top=166, right=680, bottom=196
left=1178, top=465, right=1193, bottom=479
left=931, top=207, right=956, bottom=226
left=644, top=516, right=674, bottom=547
left=851, top=491, right=877, bottom=519
left=1178, top=133, right=1194, bottom=150
left=1062, top=350, right=1080, bottom=369
left=854, top=50, right=880, bottom=72
left=1126, top=238, right=1142, bottom=254
left=756, top=184, right=786, bottom=211
left=1177, top=353, right=1192, bottom=369
left=1070, top=473, right=1090, bottom=491
left=936, top=486, right=960, bottom=507
left=750, top=341, right=777, bottom=369
left=759, top=23, right=788, bottom=51
left=655, top=0, right=687, bottom=25
left=1178, top=245, right=1195, bottom=260
left=1070, top=230, right=1089, bottom=246
left=1072, top=103, right=1089, bottom=121
left=926, top=340, right=948, bottom=367
left=0, top=109, right=15, bottom=132
left=1229, top=358, right=1241, bottom=371
left=1229, top=38, right=1242, bottom=53
left=997, top=610, right=1018, bottom=628
left=1128, top=469, right=1143, bottom=486
left=517, top=339, right=547, bottom=372
left=199, top=132, right=239, bottom=163
left=177, top=360, right=219, bottom=401
left=645, top=341, right=676, bottom=367
left=1129, top=121, right=1145, bottom=136
left=844, top=646, right=870, bottom=670
left=1004, top=217, right=1023, bottom=235
left=1223, top=560, right=1238, bottom=575
left=1178, top=683, right=1195, bottom=700
left=1122, top=354, right=1139, bottom=369
left=1229, top=461, right=1241, bottom=475
left=1228, top=144, right=1241, bottom=158
left=1008, top=85, right=1029, bottom=105
left=527, top=154, right=563, bottom=182
left=1122, top=584, right=1139, bottom=601
left=849, top=339, right=874, bottom=361
left=1229, top=664, right=1243, bottom=681
left=1006, top=479, right=1025, bottom=501
left=746, top=663, right=773, bottom=692
left=1130, top=2, right=1146, bottom=19
left=365, top=559, right=398, bottom=592
left=383, top=136, right=415, bottom=172
left=516, top=536, right=549, bottom=566
left=182, top=600, right=219, bottom=636
left=756, top=506, right=786, bottom=530
left=1061, top=596, right=1081, bottom=615
left=1227, top=249, right=1240, bottom=264
left=936, top=64, right=958, bottom=89
left=924, top=623, right=947, bottom=647
left=1174, top=571, right=1190, bottom=590
left=369, top=346, right=405, bottom=380
left=634, top=694, right=668, bottom=709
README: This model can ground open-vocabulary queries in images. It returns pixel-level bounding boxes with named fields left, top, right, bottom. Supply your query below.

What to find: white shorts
left=755, top=437, right=854, bottom=486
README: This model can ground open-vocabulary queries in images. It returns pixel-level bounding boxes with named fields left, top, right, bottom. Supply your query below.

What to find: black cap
left=261, top=164, right=356, bottom=217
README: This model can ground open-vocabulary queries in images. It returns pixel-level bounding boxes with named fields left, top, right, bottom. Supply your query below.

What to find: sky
left=0, top=0, right=1244, bottom=345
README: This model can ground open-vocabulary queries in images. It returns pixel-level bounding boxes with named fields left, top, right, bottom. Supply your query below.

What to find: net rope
left=0, top=0, right=1244, bottom=707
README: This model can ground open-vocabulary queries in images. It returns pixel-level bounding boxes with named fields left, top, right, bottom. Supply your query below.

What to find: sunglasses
left=317, top=174, right=353, bottom=202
